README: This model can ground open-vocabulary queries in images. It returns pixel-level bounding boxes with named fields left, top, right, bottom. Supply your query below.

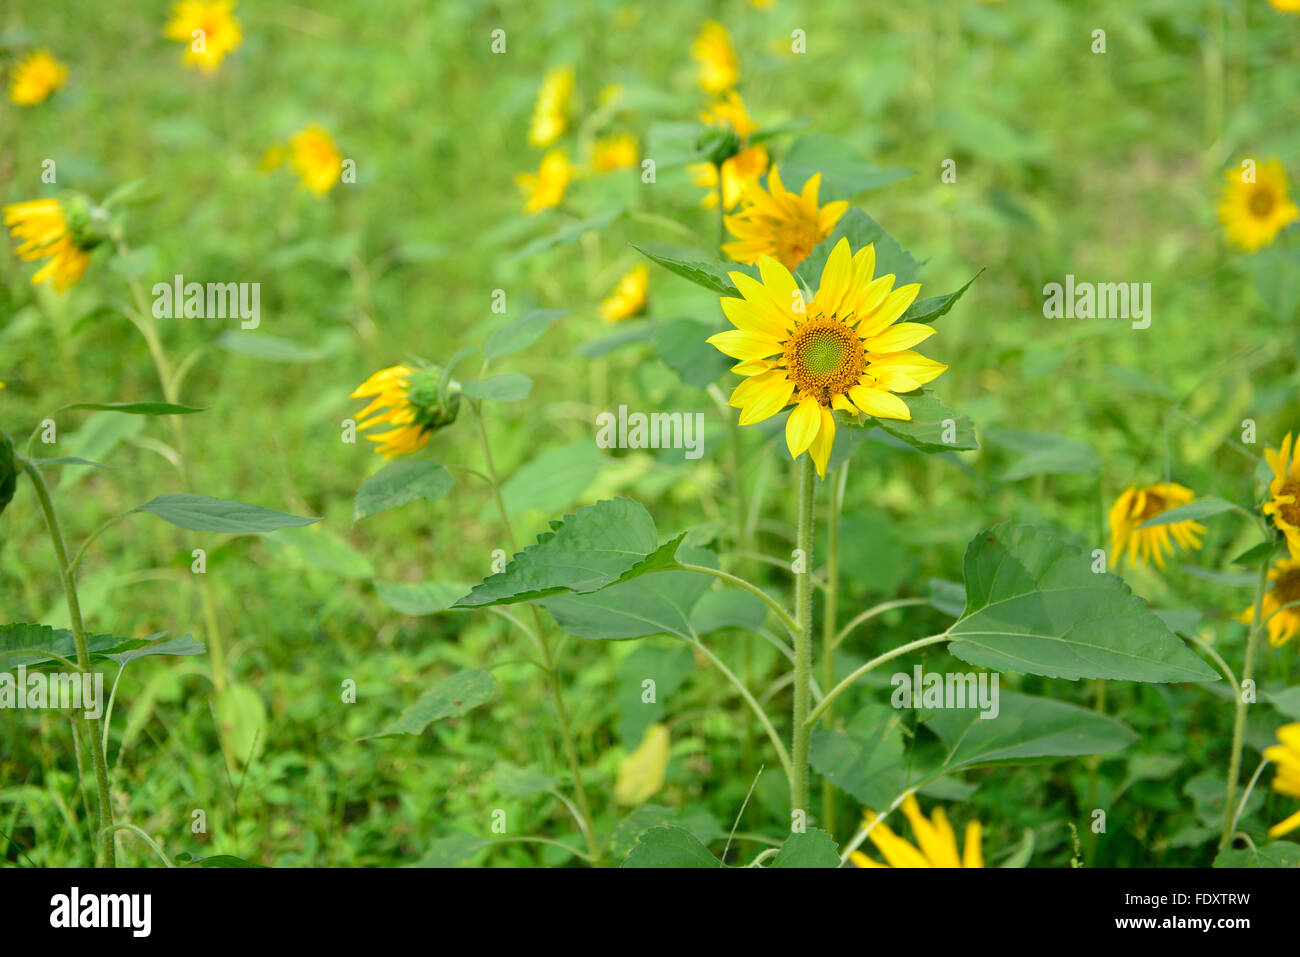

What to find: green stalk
left=1221, top=555, right=1271, bottom=850
left=21, top=459, right=115, bottom=867
left=790, top=454, right=816, bottom=819
left=820, top=463, right=847, bottom=833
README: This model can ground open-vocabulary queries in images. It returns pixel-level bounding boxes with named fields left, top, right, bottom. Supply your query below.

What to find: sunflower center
left=1279, top=481, right=1300, bottom=526
left=1250, top=188, right=1276, bottom=218
left=784, top=316, right=865, bottom=406
left=1274, top=567, right=1300, bottom=606
left=1135, top=491, right=1168, bottom=521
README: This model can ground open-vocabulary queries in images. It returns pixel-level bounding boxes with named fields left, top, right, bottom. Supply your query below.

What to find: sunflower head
left=707, top=238, right=946, bottom=477
left=528, top=66, right=575, bottom=148
left=3, top=193, right=107, bottom=293
left=691, top=20, right=739, bottom=94
left=516, top=149, right=573, bottom=215
left=288, top=125, right=344, bottom=196
left=10, top=49, right=67, bottom=106
left=600, top=265, right=649, bottom=322
left=724, top=166, right=849, bottom=270
left=164, top=0, right=243, bottom=73
left=1265, top=723, right=1300, bottom=838
left=1263, top=433, right=1300, bottom=557
left=1217, top=159, right=1300, bottom=253
left=1108, top=482, right=1205, bottom=570
left=592, top=133, right=638, bottom=172
left=351, top=364, right=460, bottom=459
left=850, top=795, right=984, bottom=869
left=1239, top=558, right=1300, bottom=649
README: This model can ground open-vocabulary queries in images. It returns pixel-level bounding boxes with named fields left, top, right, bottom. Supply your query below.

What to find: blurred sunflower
left=1263, top=433, right=1300, bottom=556
left=1265, top=723, right=1300, bottom=838
left=1108, top=483, right=1205, bottom=569
left=1238, top=559, right=1300, bottom=649
left=707, top=238, right=944, bottom=477
left=688, top=92, right=769, bottom=210
left=1217, top=159, right=1299, bottom=253
left=600, top=265, right=649, bottom=322
left=851, top=795, right=984, bottom=868
left=528, top=66, right=575, bottom=148
left=723, top=166, right=848, bottom=270
left=351, top=365, right=459, bottom=459
left=516, top=149, right=572, bottom=215
left=691, top=20, right=739, bottom=93
left=9, top=49, right=67, bottom=106
left=592, top=133, right=639, bottom=172
left=164, top=0, right=243, bottom=73
left=1267, top=0, right=1300, bottom=12
left=287, top=125, right=343, bottom=196
left=3, top=197, right=102, bottom=292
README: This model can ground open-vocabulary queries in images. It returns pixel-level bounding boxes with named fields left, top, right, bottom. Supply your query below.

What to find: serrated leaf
left=0, top=622, right=163, bottom=668
left=870, top=390, right=978, bottom=453
left=353, top=460, right=453, bottom=522
left=770, top=829, right=840, bottom=868
left=135, top=494, right=321, bottom=533
left=1213, top=843, right=1300, bottom=868
left=633, top=243, right=757, bottom=297
left=622, top=826, right=723, bottom=868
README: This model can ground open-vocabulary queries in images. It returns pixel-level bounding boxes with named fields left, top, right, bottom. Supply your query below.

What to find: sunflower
left=516, top=149, right=573, bottom=215
left=10, top=50, right=67, bottom=106
left=724, top=166, right=848, bottom=270
left=351, top=365, right=458, bottom=459
left=691, top=20, right=739, bottom=94
left=707, top=238, right=945, bottom=477
left=592, top=133, right=639, bottom=172
left=1108, top=483, right=1205, bottom=570
left=528, top=66, right=575, bottom=149
left=1263, top=433, right=1300, bottom=557
left=3, top=198, right=99, bottom=292
left=1267, top=0, right=1300, bottom=12
left=1217, top=159, right=1299, bottom=253
left=600, top=265, right=649, bottom=322
left=1238, top=559, right=1300, bottom=649
left=850, top=795, right=984, bottom=868
left=164, top=0, right=243, bottom=73
left=1265, top=724, right=1300, bottom=838
left=288, top=125, right=343, bottom=196
left=687, top=93, right=769, bottom=211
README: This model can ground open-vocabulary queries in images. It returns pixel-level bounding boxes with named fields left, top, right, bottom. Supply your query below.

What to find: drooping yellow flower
left=707, top=238, right=945, bottom=477
left=528, top=66, right=575, bottom=148
left=600, top=265, right=649, bottom=322
left=698, top=91, right=759, bottom=139
left=1265, top=723, right=1300, bottom=838
left=851, top=795, right=984, bottom=868
left=687, top=93, right=769, bottom=210
left=1217, top=159, right=1299, bottom=253
left=9, top=50, right=67, bottom=106
left=724, top=166, right=848, bottom=270
left=3, top=199, right=95, bottom=292
left=516, top=149, right=572, bottom=215
left=691, top=21, right=739, bottom=94
left=1267, top=0, right=1300, bottom=13
left=592, top=133, right=639, bottom=172
left=1263, top=433, right=1300, bottom=557
left=288, top=125, right=343, bottom=196
left=164, top=0, right=243, bottom=73
left=350, top=366, right=450, bottom=459
left=1238, top=559, right=1300, bottom=649
left=1108, top=483, right=1205, bottom=570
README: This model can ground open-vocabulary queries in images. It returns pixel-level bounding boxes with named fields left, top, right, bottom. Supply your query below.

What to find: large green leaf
left=621, top=826, right=723, bottom=868
left=770, top=829, right=841, bottom=868
left=779, top=135, right=913, bottom=200
left=654, top=318, right=730, bottom=388
left=372, top=670, right=498, bottom=738
left=616, top=643, right=696, bottom=746
left=1136, top=496, right=1244, bottom=529
left=103, top=634, right=205, bottom=666
left=0, top=622, right=168, bottom=668
left=809, top=702, right=907, bottom=808
left=353, top=460, right=453, bottom=522
left=797, top=208, right=922, bottom=287
left=869, top=390, right=979, bottom=453
left=135, top=494, right=321, bottom=532
left=948, top=524, right=1219, bottom=683
left=633, top=244, right=756, bottom=297
left=1213, top=843, right=1300, bottom=868
left=374, top=580, right=468, bottom=616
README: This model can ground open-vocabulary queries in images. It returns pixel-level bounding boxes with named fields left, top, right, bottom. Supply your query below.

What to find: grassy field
left=2, top=0, right=1300, bottom=870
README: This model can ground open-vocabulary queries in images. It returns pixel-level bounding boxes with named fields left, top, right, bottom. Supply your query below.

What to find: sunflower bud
left=405, top=366, right=462, bottom=432
left=0, top=431, right=18, bottom=518
left=696, top=127, right=741, bottom=167
left=60, top=192, right=110, bottom=252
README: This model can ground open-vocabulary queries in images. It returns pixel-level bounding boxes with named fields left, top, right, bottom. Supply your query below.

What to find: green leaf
left=621, top=826, right=724, bottom=868
left=216, top=331, right=322, bottom=363
left=374, top=580, right=468, bottom=616
left=58, top=400, right=207, bottom=415
left=797, top=208, right=922, bottom=288
left=1136, top=496, right=1244, bottom=529
left=56, top=412, right=142, bottom=490
left=999, top=829, right=1036, bottom=868
left=770, top=829, right=841, bottom=868
left=485, top=439, right=604, bottom=520
left=492, top=762, right=556, bottom=799
left=989, top=429, right=1100, bottom=481
left=458, top=373, right=532, bottom=402
left=454, top=498, right=682, bottom=608
left=482, top=309, right=565, bottom=360
left=810, top=703, right=907, bottom=808
left=616, top=644, right=696, bottom=746
left=903, top=269, right=985, bottom=324
left=135, top=494, right=321, bottom=533
left=507, top=209, right=621, bottom=262
left=1265, top=686, right=1300, bottom=720
left=0, top=622, right=163, bottom=668
left=608, top=805, right=682, bottom=861
left=411, top=833, right=485, bottom=868
left=654, top=318, right=730, bottom=388
left=175, top=852, right=267, bottom=868
left=103, top=634, right=205, bottom=666
left=353, top=460, right=453, bottom=522
left=260, top=526, right=376, bottom=579
left=31, top=457, right=110, bottom=469
left=779, top=135, right=914, bottom=200
left=948, top=524, right=1220, bottom=683
left=1214, top=842, right=1300, bottom=868
left=690, top=589, right=768, bottom=635
left=633, top=243, right=756, bottom=297
left=870, top=390, right=979, bottom=453
left=373, top=670, right=498, bottom=737
left=1233, top=540, right=1280, bottom=566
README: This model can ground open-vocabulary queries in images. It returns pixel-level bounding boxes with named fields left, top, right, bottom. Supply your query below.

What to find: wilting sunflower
left=1108, top=483, right=1205, bottom=570
left=3, top=197, right=103, bottom=292
left=1238, top=559, right=1300, bottom=649
left=687, top=93, right=769, bottom=210
left=691, top=20, right=739, bottom=94
left=1265, top=723, right=1300, bottom=838
left=707, top=238, right=945, bottom=478
left=164, top=0, right=243, bottom=73
left=516, top=149, right=572, bottom=215
left=600, top=265, right=649, bottom=322
left=1263, top=433, right=1300, bottom=557
left=10, top=50, right=67, bottom=106
left=1217, top=159, right=1299, bottom=253
left=592, top=133, right=639, bottom=172
left=851, top=795, right=984, bottom=869
left=287, top=125, right=343, bottom=196
left=528, top=66, right=574, bottom=149
left=724, top=166, right=848, bottom=270
left=351, top=365, right=459, bottom=459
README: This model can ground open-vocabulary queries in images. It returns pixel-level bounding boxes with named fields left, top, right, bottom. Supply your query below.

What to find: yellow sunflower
left=164, top=0, right=243, bottom=73
left=724, top=166, right=849, bottom=270
left=1239, top=559, right=1300, bottom=649
left=288, top=125, right=343, bottom=196
left=592, top=133, right=639, bottom=172
left=1267, top=0, right=1300, bottom=12
left=10, top=50, right=67, bottom=106
left=1217, top=159, right=1299, bottom=253
left=528, top=66, right=575, bottom=149
left=707, top=238, right=945, bottom=478
left=691, top=20, right=739, bottom=94
left=600, top=265, right=649, bottom=322
left=1266, top=723, right=1300, bottom=838
left=1263, top=433, right=1300, bottom=557
left=3, top=198, right=98, bottom=292
left=516, top=149, right=572, bottom=215
left=850, top=795, right=984, bottom=868
left=687, top=93, right=769, bottom=211
left=351, top=365, right=458, bottom=459
left=1108, top=483, right=1205, bottom=570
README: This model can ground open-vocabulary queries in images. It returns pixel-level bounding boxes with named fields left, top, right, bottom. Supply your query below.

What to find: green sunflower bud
left=405, top=366, right=461, bottom=433
left=0, top=431, right=18, bottom=518
left=696, top=127, right=741, bottom=167
left=61, top=192, right=110, bottom=252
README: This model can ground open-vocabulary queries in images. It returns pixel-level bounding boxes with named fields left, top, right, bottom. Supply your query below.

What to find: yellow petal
left=785, top=396, right=821, bottom=459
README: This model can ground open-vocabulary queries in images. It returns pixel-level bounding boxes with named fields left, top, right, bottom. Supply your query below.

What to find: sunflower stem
left=790, top=453, right=816, bottom=822
left=820, top=462, right=847, bottom=835
left=1220, top=554, right=1271, bottom=850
